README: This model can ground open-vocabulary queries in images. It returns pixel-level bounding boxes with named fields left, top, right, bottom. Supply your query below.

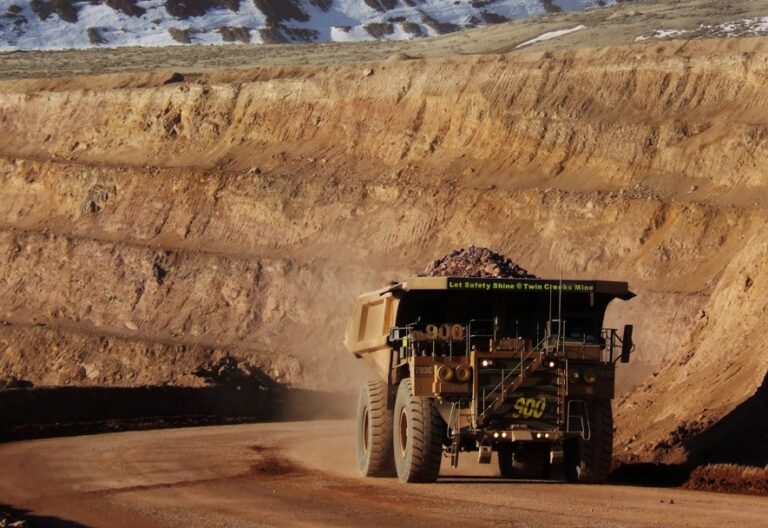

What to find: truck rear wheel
left=498, top=444, right=549, bottom=479
left=497, top=445, right=514, bottom=478
left=513, top=444, right=550, bottom=479
left=564, top=400, right=613, bottom=483
left=356, top=379, right=395, bottom=477
left=393, top=378, right=444, bottom=483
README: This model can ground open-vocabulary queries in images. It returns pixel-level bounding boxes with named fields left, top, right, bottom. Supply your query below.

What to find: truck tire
left=356, top=379, right=395, bottom=477
left=498, top=444, right=549, bottom=479
left=497, top=445, right=514, bottom=478
left=513, top=444, right=551, bottom=479
left=564, top=400, right=613, bottom=483
left=392, top=378, right=444, bottom=483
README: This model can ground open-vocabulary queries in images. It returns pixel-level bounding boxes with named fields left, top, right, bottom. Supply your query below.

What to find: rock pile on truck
left=421, top=245, right=536, bottom=279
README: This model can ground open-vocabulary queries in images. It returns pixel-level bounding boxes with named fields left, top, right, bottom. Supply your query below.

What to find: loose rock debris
left=420, top=245, right=536, bottom=279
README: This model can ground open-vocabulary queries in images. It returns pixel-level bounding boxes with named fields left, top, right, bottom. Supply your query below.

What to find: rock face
left=421, top=246, right=535, bottom=279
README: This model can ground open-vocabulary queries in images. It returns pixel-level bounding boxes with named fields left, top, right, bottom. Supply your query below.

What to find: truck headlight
left=436, top=365, right=454, bottom=382
left=569, top=369, right=582, bottom=382
left=454, top=365, right=472, bottom=383
left=584, top=368, right=598, bottom=384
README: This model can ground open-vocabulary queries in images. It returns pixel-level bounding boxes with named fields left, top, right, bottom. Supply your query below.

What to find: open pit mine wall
left=0, top=39, right=767, bottom=461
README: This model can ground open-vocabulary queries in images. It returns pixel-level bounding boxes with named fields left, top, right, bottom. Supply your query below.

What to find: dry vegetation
left=685, top=464, right=768, bottom=496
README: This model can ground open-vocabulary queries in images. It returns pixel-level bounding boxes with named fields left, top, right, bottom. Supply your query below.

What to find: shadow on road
left=0, top=359, right=354, bottom=443
left=1, top=503, right=90, bottom=528
left=610, top=462, right=690, bottom=487
left=438, top=477, right=563, bottom=485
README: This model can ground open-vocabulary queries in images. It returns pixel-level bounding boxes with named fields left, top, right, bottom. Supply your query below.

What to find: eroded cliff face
left=4, top=41, right=768, bottom=197
left=0, top=38, right=767, bottom=462
left=615, top=239, right=768, bottom=464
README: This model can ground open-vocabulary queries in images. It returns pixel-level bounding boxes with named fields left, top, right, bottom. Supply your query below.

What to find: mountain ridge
left=0, top=0, right=614, bottom=50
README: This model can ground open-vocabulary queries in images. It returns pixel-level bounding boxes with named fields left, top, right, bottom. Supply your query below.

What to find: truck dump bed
left=345, top=276, right=634, bottom=380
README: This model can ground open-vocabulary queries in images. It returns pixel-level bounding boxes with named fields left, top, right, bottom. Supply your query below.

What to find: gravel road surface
left=0, top=421, right=765, bottom=527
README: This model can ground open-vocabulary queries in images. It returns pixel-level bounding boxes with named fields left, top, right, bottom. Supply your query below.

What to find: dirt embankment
left=1, top=38, right=767, bottom=464
left=684, top=464, right=768, bottom=496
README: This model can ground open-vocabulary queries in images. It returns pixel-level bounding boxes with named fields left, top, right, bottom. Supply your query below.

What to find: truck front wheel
left=356, top=379, right=395, bottom=477
left=392, top=378, right=444, bottom=483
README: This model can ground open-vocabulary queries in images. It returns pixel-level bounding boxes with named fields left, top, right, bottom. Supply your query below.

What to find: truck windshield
left=563, top=316, right=601, bottom=343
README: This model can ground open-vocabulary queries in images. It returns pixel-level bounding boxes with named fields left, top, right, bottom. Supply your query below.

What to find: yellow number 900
left=512, top=397, right=547, bottom=419
left=425, top=324, right=465, bottom=341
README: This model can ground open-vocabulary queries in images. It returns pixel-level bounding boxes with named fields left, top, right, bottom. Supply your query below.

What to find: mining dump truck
left=345, top=276, right=634, bottom=483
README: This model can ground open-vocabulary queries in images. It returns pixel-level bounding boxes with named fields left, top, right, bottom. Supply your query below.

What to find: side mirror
left=621, top=324, right=633, bottom=363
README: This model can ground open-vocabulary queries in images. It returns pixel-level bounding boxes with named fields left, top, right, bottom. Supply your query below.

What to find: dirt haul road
left=0, top=422, right=765, bottom=528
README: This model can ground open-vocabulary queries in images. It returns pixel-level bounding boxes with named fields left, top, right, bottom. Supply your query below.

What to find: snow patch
left=636, top=17, right=768, bottom=42
left=0, top=0, right=615, bottom=51
left=515, top=24, right=586, bottom=48
left=635, top=28, right=691, bottom=41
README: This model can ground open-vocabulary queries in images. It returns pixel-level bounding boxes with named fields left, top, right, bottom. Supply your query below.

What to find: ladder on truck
left=475, top=320, right=569, bottom=427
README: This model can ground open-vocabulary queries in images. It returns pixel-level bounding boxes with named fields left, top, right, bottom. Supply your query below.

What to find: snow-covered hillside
left=0, top=0, right=614, bottom=51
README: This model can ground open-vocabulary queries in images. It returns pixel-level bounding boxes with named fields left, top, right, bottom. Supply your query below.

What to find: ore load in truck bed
left=420, top=245, right=536, bottom=279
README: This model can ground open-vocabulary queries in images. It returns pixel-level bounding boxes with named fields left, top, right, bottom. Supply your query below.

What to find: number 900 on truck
left=344, top=276, right=635, bottom=483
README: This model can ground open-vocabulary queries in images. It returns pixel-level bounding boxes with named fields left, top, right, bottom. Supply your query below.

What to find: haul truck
left=345, top=276, right=635, bottom=483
